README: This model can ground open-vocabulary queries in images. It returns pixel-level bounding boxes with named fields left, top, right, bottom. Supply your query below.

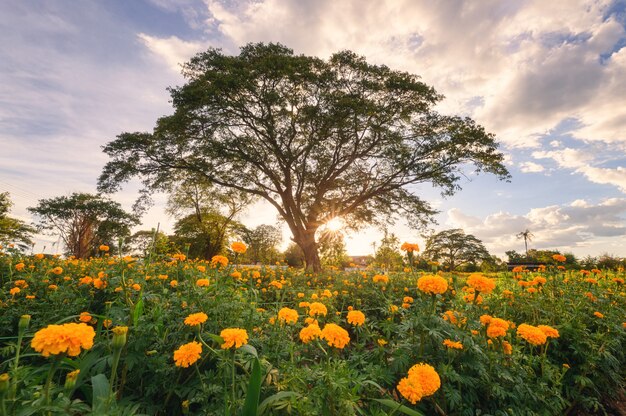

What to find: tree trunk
left=297, top=228, right=322, bottom=273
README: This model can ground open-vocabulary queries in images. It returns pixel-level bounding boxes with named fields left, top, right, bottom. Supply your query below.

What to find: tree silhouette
left=516, top=229, right=534, bottom=256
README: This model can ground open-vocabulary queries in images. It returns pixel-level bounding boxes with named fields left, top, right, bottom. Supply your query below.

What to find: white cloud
left=519, top=161, right=545, bottom=173
left=138, top=33, right=210, bottom=72
left=447, top=198, right=626, bottom=256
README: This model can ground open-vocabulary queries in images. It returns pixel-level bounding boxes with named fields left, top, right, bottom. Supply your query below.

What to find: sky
left=1, top=0, right=626, bottom=259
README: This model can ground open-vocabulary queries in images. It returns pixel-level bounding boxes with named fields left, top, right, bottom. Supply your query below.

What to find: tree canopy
left=0, top=192, right=35, bottom=250
left=28, top=193, right=139, bottom=258
left=422, top=229, right=491, bottom=271
left=98, top=42, right=510, bottom=271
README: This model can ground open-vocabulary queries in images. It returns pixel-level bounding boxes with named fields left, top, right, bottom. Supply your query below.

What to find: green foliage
left=241, top=225, right=282, bottom=265
left=1, top=250, right=624, bottom=415
left=373, top=232, right=404, bottom=271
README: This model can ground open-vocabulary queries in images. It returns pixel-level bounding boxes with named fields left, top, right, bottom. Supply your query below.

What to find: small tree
left=28, top=193, right=138, bottom=258
left=98, top=43, right=510, bottom=272
left=0, top=192, right=35, bottom=251
left=373, top=232, right=404, bottom=271
left=127, top=229, right=171, bottom=259
left=317, top=228, right=349, bottom=268
left=422, top=229, right=490, bottom=271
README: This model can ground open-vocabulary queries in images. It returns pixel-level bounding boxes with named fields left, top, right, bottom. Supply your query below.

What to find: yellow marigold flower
left=538, top=325, right=559, bottom=338
left=79, top=276, right=93, bottom=285
left=308, top=302, right=328, bottom=317
left=443, top=339, right=463, bottom=350
left=377, top=338, right=388, bottom=346
left=479, top=314, right=492, bottom=326
left=35, top=253, right=45, bottom=260
left=278, top=307, right=299, bottom=324
left=26, top=295, right=35, bottom=299
left=502, top=340, right=513, bottom=355
left=389, top=305, right=399, bottom=314
left=99, top=244, right=109, bottom=252
left=31, top=323, right=95, bottom=357
left=211, top=255, right=228, bottom=268
left=299, top=324, right=322, bottom=343
left=372, top=274, right=389, bottom=284
left=231, top=241, right=247, bottom=254
left=170, top=280, right=178, bottom=288
left=196, top=265, right=206, bottom=273
left=173, top=341, right=202, bottom=367
left=400, top=242, right=419, bottom=252
left=403, top=296, right=414, bottom=303
left=9, top=287, right=21, bottom=296
left=593, top=311, right=604, bottom=318
left=15, top=262, right=25, bottom=271
left=466, top=274, right=496, bottom=294
left=220, top=328, right=248, bottom=349
left=48, top=284, right=58, bottom=290
left=131, top=283, right=141, bottom=291
left=516, top=323, right=547, bottom=346
left=407, top=363, right=441, bottom=396
left=184, top=312, right=208, bottom=326
left=172, top=253, right=186, bottom=261
left=502, top=290, right=513, bottom=297
left=487, top=324, right=507, bottom=338
left=304, top=317, right=318, bottom=325
left=526, top=287, right=538, bottom=294
left=51, top=267, right=63, bottom=275
left=196, top=278, right=210, bottom=287
left=442, top=310, right=459, bottom=325
left=397, top=376, right=423, bottom=404
left=320, top=323, right=350, bottom=349
left=417, top=274, right=448, bottom=295
left=346, top=310, right=366, bottom=326
left=230, top=270, right=242, bottom=279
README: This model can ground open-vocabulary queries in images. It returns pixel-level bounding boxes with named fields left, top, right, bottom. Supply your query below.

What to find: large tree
left=28, top=193, right=139, bottom=258
left=98, top=43, right=509, bottom=271
left=422, top=229, right=491, bottom=271
left=0, top=192, right=35, bottom=251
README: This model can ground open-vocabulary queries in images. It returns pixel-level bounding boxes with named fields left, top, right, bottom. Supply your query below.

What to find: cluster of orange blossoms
left=417, top=274, right=448, bottom=295
left=397, top=363, right=441, bottom=404
left=31, top=323, right=95, bottom=357
left=400, top=242, right=419, bottom=252
left=516, top=323, right=559, bottom=346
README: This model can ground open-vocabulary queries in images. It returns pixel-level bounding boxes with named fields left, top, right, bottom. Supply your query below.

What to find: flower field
left=0, top=248, right=625, bottom=415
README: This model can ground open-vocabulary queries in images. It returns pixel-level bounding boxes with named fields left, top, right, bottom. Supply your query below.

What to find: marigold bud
left=18, top=314, right=31, bottom=333
left=0, top=373, right=9, bottom=393
left=111, top=326, right=129, bottom=349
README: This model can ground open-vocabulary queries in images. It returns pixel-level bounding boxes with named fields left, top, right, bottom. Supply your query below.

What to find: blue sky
left=1, top=0, right=625, bottom=258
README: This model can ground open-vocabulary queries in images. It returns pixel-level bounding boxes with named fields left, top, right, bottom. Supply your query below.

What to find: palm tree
left=516, top=229, right=534, bottom=256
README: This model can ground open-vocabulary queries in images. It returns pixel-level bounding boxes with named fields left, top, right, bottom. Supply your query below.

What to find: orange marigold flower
left=346, top=310, right=365, bottom=326
left=372, top=274, right=389, bottom=284
left=196, top=278, right=210, bottom=287
left=184, top=312, right=208, bottom=326
left=552, top=254, right=566, bottom=262
left=407, top=363, right=441, bottom=396
left=211, top=255, right=228, bottom=268
left=320, top=323, right=350, bottom=349
left=93, top=278, right=107, bottom=289
left=517, top=323, right=547, bottom=346
left=397, top=376, right=423, bottom=404
left=502, top=340, right=513, bottom=355
left=538, top=325, right=559, bottom=338
left=377, top=338, right=388, bottom=346
left=443, top=339, right=463, bottom=350
left=231, top=241, right=247, bottom=254
left=593, top=311, right=604, bottom=319
left=9, top=287, right=21, bottom=296
left=479, top=314, right=493, bottom=325
left=79, top=276, right=93, bottom=285
left=48, top=284, right=58, bottom=290
left=31, top=323, right=95, bottom=357
left=220, top=328, right=248, bottom=349
left=15, top=262, right=25, bottom=271
left=466, top=273, right=496, bottom=294
left=34, top=253, right=44, bottom=260
left=584, top=278, right=598, bottom=285
left=417, top=274, right=448, bottom=295
left=170, top=280, right=178, bottom=287
left=172, top=253, right=186, bottom=261
left=131, top=283, right=141, bottom=291
left=278, top=307, right=299, bottom=324
left=99, top=245, right=110, bottom=252
left=79, top=312, right=92, bottom=323
left=173, top=341, right=202, bottom=367
left=308, top=302, right=328, bottom=317
left=51, top=267, right=63, bottom=275
left=299, top=324, right=322, bottom=343
left=400, top=242, right=419, bottom=252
